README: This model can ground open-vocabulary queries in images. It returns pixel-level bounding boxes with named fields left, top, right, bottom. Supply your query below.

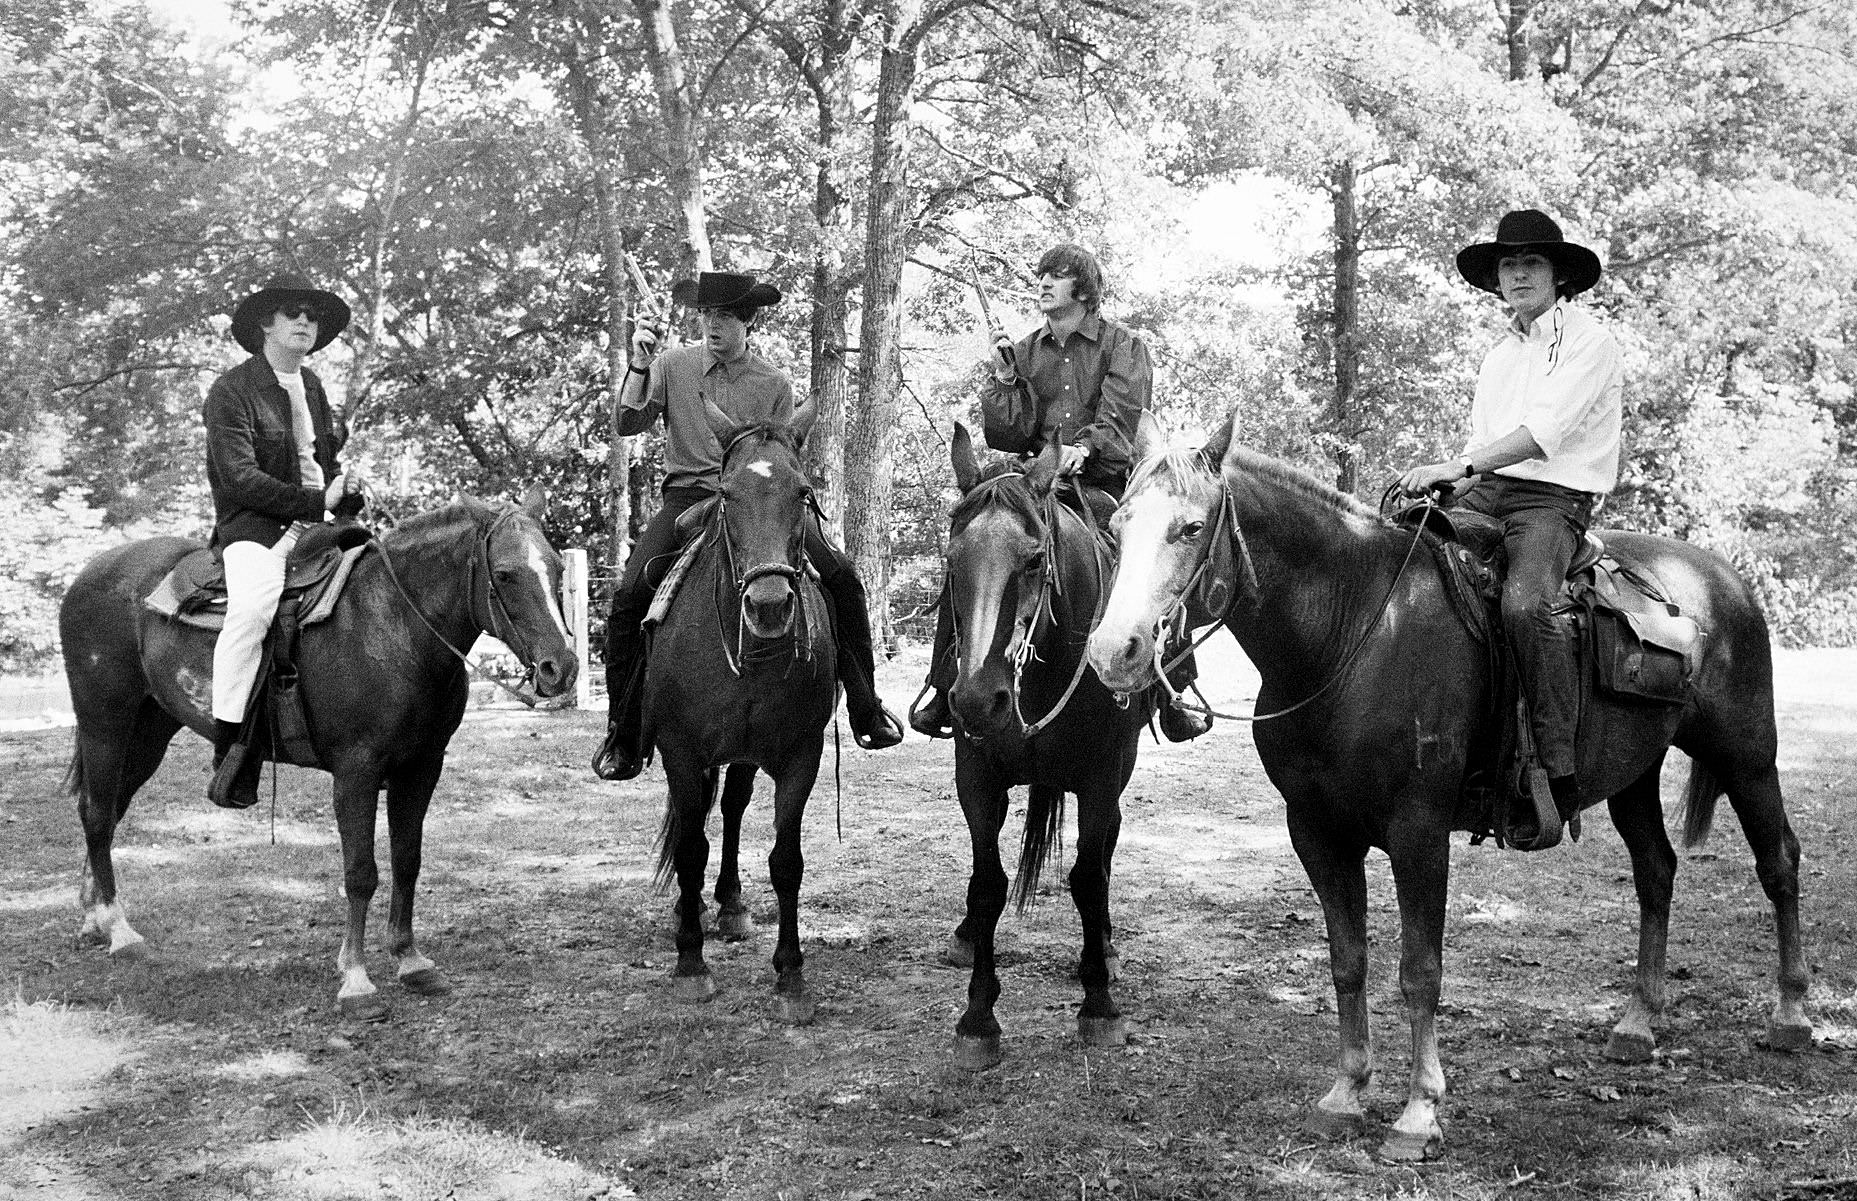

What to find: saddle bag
left=1588, top=607, right=1692, bottom=703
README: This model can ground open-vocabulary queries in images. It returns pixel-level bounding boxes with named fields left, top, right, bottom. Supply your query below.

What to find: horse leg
left=1380, top=829, right=1451, bottom=1162
left=1071, top=780, right=1126, bottom=1049
left=1286, top=809, right=1375, bottom=1142
left=664, top=757, right=718, bottom=1002
left=75, top=702, right=180, bottom=958
left=1604, top=761, right=1675, bottom=1062
left=766, top=753, right=823, bottom=1025
left=1718, top=759, right=1812, bottom=1048
left=712, top=763, right=756, bottom=939
left=331, top=769, right=391, bottom=1022
left=383, top=754, right=450, bottom=997
left=952, top=754, right=1009, bottom=1068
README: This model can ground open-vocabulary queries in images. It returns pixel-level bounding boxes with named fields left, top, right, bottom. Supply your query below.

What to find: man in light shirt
left=1399, top=209, right=1623, bottom=835
left=204, top=273, right=364, bottom=808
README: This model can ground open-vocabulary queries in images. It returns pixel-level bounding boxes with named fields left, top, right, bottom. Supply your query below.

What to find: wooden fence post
left=563, top=548, right=592, bottom=710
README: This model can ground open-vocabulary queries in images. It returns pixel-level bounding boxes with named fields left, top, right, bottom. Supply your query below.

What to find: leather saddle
left=144, top=522, right=373, bottom=632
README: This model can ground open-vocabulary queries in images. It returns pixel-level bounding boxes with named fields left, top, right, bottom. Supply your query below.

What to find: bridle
left=1139, top=478, right=1434, bottom=725
left=371, top=506, right=550, bottom=706
left=947, top=476, right=1102, bottom=741
left=712, top=425, right=819, bottom=677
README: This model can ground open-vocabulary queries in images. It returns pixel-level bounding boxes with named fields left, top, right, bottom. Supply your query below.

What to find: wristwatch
left=1460, top=456, right=1476, bottom=479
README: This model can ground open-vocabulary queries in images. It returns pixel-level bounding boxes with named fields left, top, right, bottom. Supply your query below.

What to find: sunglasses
left=276, top=303, right=321, bottom=323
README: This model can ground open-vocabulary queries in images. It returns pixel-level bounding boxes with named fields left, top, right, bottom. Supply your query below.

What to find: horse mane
left=1131, top=438, right=1385, bottom=537
left=948, top=464, right=1039, bottom=537
left=719, top=421, right=802, bottom=466
left=377, top=496, right=498, bottom=560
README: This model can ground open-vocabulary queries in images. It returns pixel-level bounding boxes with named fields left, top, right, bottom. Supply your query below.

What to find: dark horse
left=644, top=422, right=837, bottom=1023
left=1087, top=415, right=1810, bottom=1161
left=60, top=493, right=576, bottom=1021
left=937, top=425, right=1150, bottom=1069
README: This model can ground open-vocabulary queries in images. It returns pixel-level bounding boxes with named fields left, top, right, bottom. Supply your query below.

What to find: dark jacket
left=978, top=313, right=1151, bottom=496
left=204, top=355, right=345, bottom=549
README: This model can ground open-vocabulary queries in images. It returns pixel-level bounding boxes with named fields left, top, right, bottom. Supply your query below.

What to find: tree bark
left=1329, top=160, right=1361, bottom=496
left=634, top=0, right=713, bottom=274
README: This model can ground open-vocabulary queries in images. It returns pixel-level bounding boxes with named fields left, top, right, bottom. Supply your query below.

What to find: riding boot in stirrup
left=592, top=660, right=647, bottom=782
left=1157, top=644, right=1212, bottom=742
left=208, top=718, right=263, bottom=810
left=908, top=688, right=954, bottom=739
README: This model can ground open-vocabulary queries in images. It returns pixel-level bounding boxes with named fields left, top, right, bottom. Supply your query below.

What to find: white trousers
left=210, top=530, right=299, bottom=723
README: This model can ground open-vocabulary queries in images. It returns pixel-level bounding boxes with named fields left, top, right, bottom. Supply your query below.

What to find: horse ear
left=520, top=483, right=546, bottom=519
left=952, top=422, right=980, bottom=492
left=1201, top=411, right=1237, bottom=474
left=1025, top=440, right=1061, bottom=496
left=1133, top=409, right=1166, bottom=466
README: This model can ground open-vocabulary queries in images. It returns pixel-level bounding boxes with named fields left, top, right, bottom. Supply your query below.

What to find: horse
left=935, top=426, right=1151, bottom=1070
left=59, top=492, right=577, bottom=1022
left=1085, top=414, right=1810, bottom=1161
left=642, top=422, right=838, bottom=1023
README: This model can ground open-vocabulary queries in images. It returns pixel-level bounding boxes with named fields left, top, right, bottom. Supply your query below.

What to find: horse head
left=716, top=422, right=812, bottom=641
left=469, top=488, right=578, bottom=700
left=943, top=426, right=1070, bottom=741
left=1087, top=412, right=1235, bottom=695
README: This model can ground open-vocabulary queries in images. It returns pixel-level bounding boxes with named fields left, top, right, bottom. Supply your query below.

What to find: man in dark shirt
left=592, top=271, right=903, bottom=782
left=204, top=273, right=363, bottom=807
left=910, top=244, right=1209, bottom=743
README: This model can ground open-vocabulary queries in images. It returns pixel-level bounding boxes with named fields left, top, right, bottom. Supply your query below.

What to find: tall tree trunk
left=804, top=63, right=856, bottom=536
left=846, top=0, right=925, bottom=650
left=634, top=0, right=713, bottom=274
left=1329, top=161, right=1360, bottom=496
left=1504, top=0, right=1535, bottom=82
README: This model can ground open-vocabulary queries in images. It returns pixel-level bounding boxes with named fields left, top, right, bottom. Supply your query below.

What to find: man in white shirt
left=1399, top=209, right=1623, bottom=837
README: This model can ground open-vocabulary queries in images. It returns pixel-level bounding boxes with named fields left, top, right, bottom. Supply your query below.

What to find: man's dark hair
left=706, top=302, right=763, bottom=325
left=1034, top=244, right=1104, bottom=313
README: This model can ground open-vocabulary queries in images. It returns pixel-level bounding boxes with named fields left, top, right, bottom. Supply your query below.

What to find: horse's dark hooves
left=1763, top=1020, right=1813, bottom=1052
left=1304, top=1106, right=1368, bottom=1141
left=1377, top=1128, right=1444, bottom=1163
left=941, top=935, right=975, bottom=969
left=713, top=908, right=754, bottom=940
left=590, top=745, right=643, bottom=782
left=398, top=967, right=452, bottom=996
left=1077, top=1013, right=1128, bottom=1048
left=773, top=991, right=816, bottom=1026
left=339, top=993, right=392, bottom=1024
left=952, top=1033, right=1002, bottom=1072
left=1604, top=1029, right=1655, bottom=1063
left=673, top=972, right=717, bottom=1003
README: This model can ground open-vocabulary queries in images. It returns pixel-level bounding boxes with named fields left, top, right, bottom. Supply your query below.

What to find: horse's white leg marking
left=336, top=933, right=377, bottom=1001
left=523, top=537, right=573, bottom=645
left=1316, top=990, right=1374, bottom=1118
left=1391, top=1009, right=1445, bottom=1145
left=395, top=950, right=437, bottom=979
left=84, top=899, right=146, bottom=956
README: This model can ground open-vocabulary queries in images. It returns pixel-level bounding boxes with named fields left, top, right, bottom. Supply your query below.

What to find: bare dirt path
left=2, top=642, right=1853, bottom=1200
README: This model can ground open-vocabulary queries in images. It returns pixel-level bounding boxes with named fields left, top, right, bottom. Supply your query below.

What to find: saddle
left=1395, top=505, right=1706, bottom=847
left=144, top=521, right=374, bottom=769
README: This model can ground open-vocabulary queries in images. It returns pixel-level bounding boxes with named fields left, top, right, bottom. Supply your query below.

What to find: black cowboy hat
left=1455, top=209, right=1603, bottom=297
left=669, top=271, right=782, bottom=311
left=230, top=272, right=352, bottom=355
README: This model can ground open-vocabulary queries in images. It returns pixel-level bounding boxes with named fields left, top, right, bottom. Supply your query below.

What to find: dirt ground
left=2, top=641, right=1854, bottom=1201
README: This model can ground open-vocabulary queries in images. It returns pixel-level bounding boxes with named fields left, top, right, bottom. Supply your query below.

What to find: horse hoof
left=1764, top=1020, right=1813, bottom=1052
left=1378, top=1128, right=1443, bottom=1163
left=941, top=936, right=974, bottom=969
left=1078, top=1013, right=1127, bottom=1048
left=773, top=992, right=816, bottom=1026
left=339, top=993, right=391, bottom=1024
left=953, top=1034, right=1002, bottom=1072
left=398, top=967, right=452, bottom=996
left=1604, top=1029, right=1655, bottom=1063
left=673, top=973, right=717, bottom=1003
left=1304, top=1106, right=1367, bottom=1141
left=714, top=909, right=754, bottom=940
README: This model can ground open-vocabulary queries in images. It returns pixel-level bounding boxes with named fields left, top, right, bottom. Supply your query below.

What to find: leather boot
left=909, top=588, right=957, bottom=739
left=908, top=689, right=954, bottom=739
left=591, top=650, right=647, bottom=781
left=208, top=718, right=263, bottom=810
left=1157, top=643, right=1212, bottom=742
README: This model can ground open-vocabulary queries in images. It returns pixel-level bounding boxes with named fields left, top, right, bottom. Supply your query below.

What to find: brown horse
left=1086, top=415, right=1810, bottom=1161
left=937, top=426, right=1151, bottom=1069
left=60, top=493, right=576, bottom=1021
left=643, top=423, right=838, bottom=1023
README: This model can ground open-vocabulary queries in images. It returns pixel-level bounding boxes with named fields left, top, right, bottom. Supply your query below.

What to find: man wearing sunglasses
left=592, top=270, right=904, bottom=783
left=203, top=272, right=363, bottom=808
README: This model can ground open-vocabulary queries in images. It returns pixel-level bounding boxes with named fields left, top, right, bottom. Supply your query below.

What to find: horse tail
left=1010, top=789, right=1067, bottom=915
left=651, top=804, right=680, bottom=890
left=1680, top=756, right=1724, bottom=849
left=64, top=747, right=86, bottom=801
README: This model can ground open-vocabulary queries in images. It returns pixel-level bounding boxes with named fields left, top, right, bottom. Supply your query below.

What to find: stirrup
left=907, top=683, right=954, bottom=739
left=1503, top=766, right=1563, bottom=852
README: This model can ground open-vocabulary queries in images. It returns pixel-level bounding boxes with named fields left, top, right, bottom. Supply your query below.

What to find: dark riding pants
left=604, top=485, right=886, bottom=735
left=1455, top=476, right=1597, bottom=779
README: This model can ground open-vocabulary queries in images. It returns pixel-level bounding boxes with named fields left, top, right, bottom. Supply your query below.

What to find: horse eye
left=1180, top=521, right=1205, bottom=541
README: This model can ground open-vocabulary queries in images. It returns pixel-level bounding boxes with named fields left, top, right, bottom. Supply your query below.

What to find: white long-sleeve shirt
left=1467, top=299, right=1623, bottom=495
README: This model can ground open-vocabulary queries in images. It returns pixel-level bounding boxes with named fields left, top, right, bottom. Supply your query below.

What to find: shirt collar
left=1038, top=311, right=1103, bottom=347
left=1509, top=298, right=1568, bottom=342
left=703, top=346, right=755, bottom=374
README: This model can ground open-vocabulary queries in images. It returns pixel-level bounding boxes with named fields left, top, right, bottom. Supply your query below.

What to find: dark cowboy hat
left=669, top=271, right=782, bottom=311
left=230, top=272, right=352, bottom=355
left=1455, top=209, right=1603, bottom=297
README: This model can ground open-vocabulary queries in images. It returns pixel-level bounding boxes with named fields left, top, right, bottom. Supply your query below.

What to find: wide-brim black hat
left=669, top=271, right=782, bottom=311
left=230, top=273, right=351, bottom=355
left=1455, top=209, right=1603, bottom=297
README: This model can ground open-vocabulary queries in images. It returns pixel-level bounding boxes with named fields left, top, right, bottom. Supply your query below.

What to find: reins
left=369, top=507, right=544, bottom=708
left=1147, top=486, right=1437, bottom=725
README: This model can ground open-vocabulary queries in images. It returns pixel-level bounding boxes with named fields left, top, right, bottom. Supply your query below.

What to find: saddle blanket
left=143, top=543, right=368, bottom=632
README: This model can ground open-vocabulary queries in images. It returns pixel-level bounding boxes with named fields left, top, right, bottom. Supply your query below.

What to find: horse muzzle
left=1086, top=627, right=1157, bottom=695
left=741, top=571, right=797, bottom=640
left=530, top=654, right=576, bottom=700
left=950, top=667, right=1025, bottom=742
